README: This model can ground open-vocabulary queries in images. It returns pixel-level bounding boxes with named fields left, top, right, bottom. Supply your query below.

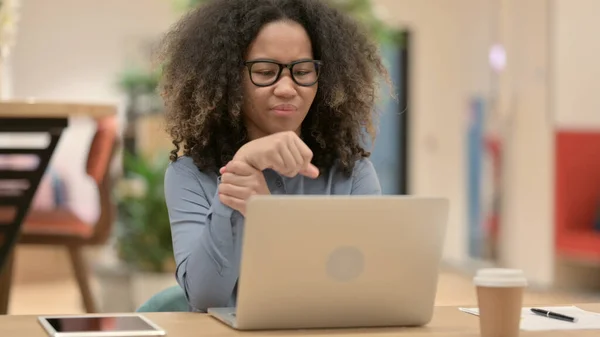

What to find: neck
left=246, top=125, right=268, bottom=141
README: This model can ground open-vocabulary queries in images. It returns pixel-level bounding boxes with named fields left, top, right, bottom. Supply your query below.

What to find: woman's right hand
left=233, top=131, right=319, bottom=178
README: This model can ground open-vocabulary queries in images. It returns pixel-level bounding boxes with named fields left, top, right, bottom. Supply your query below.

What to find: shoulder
left=351, top=157, right=377, bottom=177
left=163, top=156, right=222, bottom=220
left=330, top=157, right=376, bottom=180
left=348, top=157, right=381, bottom=195
left=164, top=156, right=218, bottom=192
left=323, top=158, right=380, bottom=195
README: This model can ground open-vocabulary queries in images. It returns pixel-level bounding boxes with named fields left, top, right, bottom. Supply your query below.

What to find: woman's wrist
left=233, top=143, right=262, bottom=170
left=232, top=143, right=249, bottom=162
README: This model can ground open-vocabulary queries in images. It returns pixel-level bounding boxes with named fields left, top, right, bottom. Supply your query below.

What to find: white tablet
left=37, top=314, right=166, bottom=337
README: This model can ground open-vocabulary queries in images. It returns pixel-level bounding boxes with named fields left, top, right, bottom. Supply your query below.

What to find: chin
left=267, top=123, right=302, bottom=135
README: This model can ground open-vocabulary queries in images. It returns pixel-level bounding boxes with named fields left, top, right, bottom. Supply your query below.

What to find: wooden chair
left=18, top=116, right=119, bottom=313
left=0, top=109, right=69, bottom=315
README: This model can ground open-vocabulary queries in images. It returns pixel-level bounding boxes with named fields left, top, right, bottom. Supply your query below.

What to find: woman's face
left=242, top=20, right=318, bottom=140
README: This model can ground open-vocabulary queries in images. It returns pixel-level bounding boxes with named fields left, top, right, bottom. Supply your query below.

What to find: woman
left=161, top=0, right=391, bottom=312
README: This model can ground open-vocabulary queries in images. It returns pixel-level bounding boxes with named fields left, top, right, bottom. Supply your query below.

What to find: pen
left=530, top=308, right=578, bottom=323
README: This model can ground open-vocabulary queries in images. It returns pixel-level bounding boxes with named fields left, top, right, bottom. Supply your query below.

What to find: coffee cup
left=473, top=268, right=528, bottom=337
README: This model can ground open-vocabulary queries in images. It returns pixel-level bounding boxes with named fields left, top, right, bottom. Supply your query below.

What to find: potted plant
left=114, top=151, right=176, bottom=308
left=94, top=36, right=169, bottom=313
left=116, top=152, right=174, bottom=272
left=93, top=150, right=175, bottom=312
left=117, top=65, right=163, bottom=156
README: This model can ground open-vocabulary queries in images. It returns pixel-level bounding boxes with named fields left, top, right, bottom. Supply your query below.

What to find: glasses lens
left=249, top=62, right=280, bottom=86
left=292, top=61, right=319, bottom=86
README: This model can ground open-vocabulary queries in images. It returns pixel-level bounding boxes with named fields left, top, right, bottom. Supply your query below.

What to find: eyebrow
left=246, top=57, right=315, bottom=63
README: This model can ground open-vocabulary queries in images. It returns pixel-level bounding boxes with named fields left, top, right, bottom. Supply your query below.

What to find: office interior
left=0, top=0, right=599, bottom=315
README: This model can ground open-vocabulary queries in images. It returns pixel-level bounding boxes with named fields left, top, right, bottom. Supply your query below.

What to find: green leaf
left=116, top=151, right=174, bottom=273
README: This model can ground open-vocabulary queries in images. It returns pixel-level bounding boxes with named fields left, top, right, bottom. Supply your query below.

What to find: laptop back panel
left=234, top=196, right=449, bottom=330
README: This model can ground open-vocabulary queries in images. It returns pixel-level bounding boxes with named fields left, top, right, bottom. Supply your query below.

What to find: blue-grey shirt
left=164, top=155, right=382, bottom=312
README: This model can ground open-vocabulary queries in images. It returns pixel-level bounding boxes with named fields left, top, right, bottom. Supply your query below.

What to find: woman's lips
left=271, top=104, right=297, bottom=117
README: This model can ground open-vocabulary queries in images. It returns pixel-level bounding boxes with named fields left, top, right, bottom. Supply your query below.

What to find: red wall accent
left=555, top=130, right=600, bottom=260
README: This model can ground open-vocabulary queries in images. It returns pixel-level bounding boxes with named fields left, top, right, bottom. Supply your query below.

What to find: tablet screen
left=44, top=316, right=158, bottom=333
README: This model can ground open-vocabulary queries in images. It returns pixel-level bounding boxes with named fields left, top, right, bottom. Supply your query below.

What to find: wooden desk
left=0, top=304, right=598, bottom=336
left=0, top=101, right=117, bottom=118
left=0, top=101, right=117, bottom=314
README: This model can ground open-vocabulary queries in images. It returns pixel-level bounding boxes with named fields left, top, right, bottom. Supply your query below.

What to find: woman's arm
left=164, top=162, right=242, bottom=312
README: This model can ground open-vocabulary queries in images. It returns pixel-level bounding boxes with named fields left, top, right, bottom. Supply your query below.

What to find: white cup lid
left=473, top=268, right=528, bottom=287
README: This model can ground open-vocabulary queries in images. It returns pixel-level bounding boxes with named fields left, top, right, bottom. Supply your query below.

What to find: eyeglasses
left=244, top=59, right=322, bottom=87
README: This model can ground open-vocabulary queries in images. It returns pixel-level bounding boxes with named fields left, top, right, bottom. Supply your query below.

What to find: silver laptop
left=208, top=195, right=449, bottom=330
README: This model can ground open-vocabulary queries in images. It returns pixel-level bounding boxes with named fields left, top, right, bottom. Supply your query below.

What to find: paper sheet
left=458, top=306, right=600, bottom=331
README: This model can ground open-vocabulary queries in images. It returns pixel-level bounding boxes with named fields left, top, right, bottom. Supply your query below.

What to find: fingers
left=268, top=151, right=286, bottom=175
left=218, top=177, right=255, bottom=216
left=275, top=141, right=302, bottom=178
left=293, top=136, right=318, bottom=178
left=287, top=140, right=305, bottom=175
left=223, top=160, right=257, bottom=176
left=227, top=132, right=319, bottom=179
left=221, top=172, right=251, bottom=186
left=268, top=134, right=318, bottom=178
left=293, top=135, right=313, bottom=163
left=299, top=163, right=320, bottom=179
left=218, top=182, right=254, bottom=200
left=218, top=193, right=246, bottom=216
left=219, top=160, right=269, bottom=214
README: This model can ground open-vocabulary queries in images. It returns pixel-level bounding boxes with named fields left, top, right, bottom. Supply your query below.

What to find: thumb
left=299, top=163, right=319, bottom=179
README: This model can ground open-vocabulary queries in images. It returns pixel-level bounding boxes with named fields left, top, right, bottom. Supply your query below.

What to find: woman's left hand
left=218, top=160, right=270, bottom=215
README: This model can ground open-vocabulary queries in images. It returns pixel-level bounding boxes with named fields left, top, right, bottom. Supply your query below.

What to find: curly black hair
left=158, top=0, right=391, bottom=176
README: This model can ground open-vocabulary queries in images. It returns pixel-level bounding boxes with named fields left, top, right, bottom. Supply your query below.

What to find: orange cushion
left=23, top=209, right=93, bottom=238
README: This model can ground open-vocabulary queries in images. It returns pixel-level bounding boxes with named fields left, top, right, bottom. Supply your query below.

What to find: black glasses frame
left=243, top=59, right=322, bottom=87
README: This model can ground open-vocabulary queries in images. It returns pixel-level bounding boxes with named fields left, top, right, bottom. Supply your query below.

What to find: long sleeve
left=164, top=162, right=242, bottom=312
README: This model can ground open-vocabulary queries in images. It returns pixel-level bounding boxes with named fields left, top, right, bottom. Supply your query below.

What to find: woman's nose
left=273, top=73, right=297, bottom=98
